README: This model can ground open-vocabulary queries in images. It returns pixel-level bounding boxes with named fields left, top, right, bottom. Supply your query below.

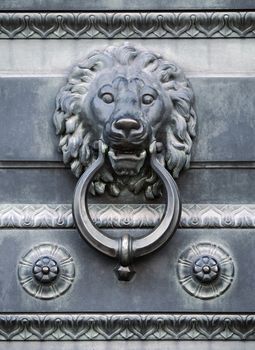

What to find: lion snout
left=105, top=116, right=149, bottom=151
left=114, top=118, right=140, bottom=132
left=112, top=117, right=142, bottom=139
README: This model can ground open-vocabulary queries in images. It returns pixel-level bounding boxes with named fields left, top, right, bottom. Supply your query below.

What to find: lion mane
left=53, top=44, right=196, bottom=199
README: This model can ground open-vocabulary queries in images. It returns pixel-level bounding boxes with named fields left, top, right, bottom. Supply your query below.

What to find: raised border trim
left=0, top=313, right=254, bottom=340
left=0, top=12, right=255, bottom=39
left=1, top=204, right=255, bottom=228
left=1, top=0, right=255, bottom=11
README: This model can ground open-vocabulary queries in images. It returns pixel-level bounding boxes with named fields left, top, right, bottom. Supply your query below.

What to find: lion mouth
left=108, top=148, right=146, bottom=176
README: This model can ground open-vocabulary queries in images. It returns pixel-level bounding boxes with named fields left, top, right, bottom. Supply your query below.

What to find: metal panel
left=0, top=1, right=254, bottom=347
left=0, top=76, right=255, bottom=162
left=0, top=228, right=251, bottom=312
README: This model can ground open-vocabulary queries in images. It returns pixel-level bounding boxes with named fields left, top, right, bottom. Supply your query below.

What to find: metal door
left=0, top=1, right=255, bottom=349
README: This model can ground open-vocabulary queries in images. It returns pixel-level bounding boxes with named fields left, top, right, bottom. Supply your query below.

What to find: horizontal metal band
left=0, top=161, right=67, bottom=169
left=1, top=161, right=255, bottom=169
left=0, top=203, right=255, bottom=229
left=0, top=313, right=253, bottom=340
left=1, top=0, right=255, bottom=11
left=0, top=12, right=254, bottom=39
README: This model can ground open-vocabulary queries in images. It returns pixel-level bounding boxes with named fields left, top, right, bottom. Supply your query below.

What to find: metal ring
left=73, top=141, right=181, bottom=265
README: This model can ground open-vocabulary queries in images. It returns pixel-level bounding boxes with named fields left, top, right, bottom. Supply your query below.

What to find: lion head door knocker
left=53, top=44, right=197, bottom=280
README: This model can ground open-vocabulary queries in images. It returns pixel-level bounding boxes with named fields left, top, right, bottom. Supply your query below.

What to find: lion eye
left=101, top=93, right=114, bottom=104
left=142, top=94, right=154, bottom=105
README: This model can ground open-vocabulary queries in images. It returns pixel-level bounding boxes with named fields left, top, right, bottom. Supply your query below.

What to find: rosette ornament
left=18, top=244, right=75, bottom=299
left=33, top=256, right=59, bottom=284
left=193, top=256, right=220, bottom=283
left=177, top=242, right=234, bottom=299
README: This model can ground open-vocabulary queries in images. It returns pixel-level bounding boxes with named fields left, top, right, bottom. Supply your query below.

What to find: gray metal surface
left=0, top=0, right=254, bottom=345
left=1, top=76, right=254, bottom=162
left=1, top=40, right=254, bottom=74
left=0, top=0, right=255, bottom=11
left=0, top=168, right=254, bottom=204
left=0, top=341, right=254, bottom=350
left=72, top=141, right=181, bottom=280
left=0, top=228, right=252, bottom=312
left=1, top=12, right=255, bottom=39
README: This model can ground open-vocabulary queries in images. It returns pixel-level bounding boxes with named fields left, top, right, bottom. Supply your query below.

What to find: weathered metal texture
left=51, top=42, right=197, bottom=277
left=72, top=141, right=181, bottom=280
left=0, top=228, right=253, bottom=312
left=1, top=0, right=255, bottom=11
left=1, top=77, right=255, bottom=163
left=18, top=243, right=75, bottom=300
left=0, top=203, right=255, bottom=228
left=0, top=313, right=253, bottom=340
left=0, top=0, right=254, bottom=345
left=0, top=12, right=254, bottom=39
left=53, top=44, right=196, bottom=196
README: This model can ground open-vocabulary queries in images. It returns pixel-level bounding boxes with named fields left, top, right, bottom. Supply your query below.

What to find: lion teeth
left=108, top=148, right=146, bottom=160
left=108, top=148, right=147, bottom=176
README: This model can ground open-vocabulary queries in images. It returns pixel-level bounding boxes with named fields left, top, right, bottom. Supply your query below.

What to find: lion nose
left=114, top=118, right=140, bottom=131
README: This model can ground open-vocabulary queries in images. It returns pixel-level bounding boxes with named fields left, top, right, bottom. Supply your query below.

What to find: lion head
left=53, top=44, right=196, bottom=199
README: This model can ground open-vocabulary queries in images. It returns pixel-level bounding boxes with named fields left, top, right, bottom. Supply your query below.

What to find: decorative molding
left=0, top=12, right=254, bottom=39
left=0, top=203, right=255, bottom=229
left=0, top=203, right=254, bottom=229
left=177, top=242, right=234, bottom=299
left=181, top=204, right=255, bottom=228
left=18, top=243, right=75, bottom=299
left=0, top=204, right=74, bottom=228
left=0, top=313, right=254, bottom=340
left=89, top=204, right=164, bottom=228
